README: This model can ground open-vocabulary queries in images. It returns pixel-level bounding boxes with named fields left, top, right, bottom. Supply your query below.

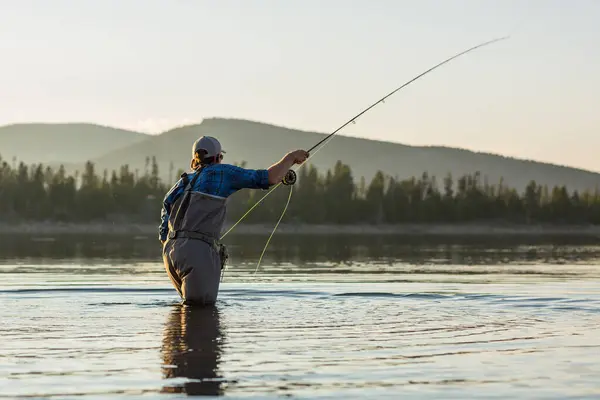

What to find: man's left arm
left=159, top=178, right=186, bottom=243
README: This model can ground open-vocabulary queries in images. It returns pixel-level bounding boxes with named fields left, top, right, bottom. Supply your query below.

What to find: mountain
left=78, top=117, right=600, bottom=193
left=0, top=123, right=148, bottom=165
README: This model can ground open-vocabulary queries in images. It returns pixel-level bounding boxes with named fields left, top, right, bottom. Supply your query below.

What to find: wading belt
left=167, top=230, right=218, bottom=250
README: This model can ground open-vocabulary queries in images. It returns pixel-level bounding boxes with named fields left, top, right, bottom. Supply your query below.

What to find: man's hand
left=267, top=149, right=310, bottom=185
left=290, top=150, right=309, bottom=165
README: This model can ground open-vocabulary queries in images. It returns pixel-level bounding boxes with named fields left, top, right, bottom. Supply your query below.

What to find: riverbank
left=1, top=221, right=600, bottom=236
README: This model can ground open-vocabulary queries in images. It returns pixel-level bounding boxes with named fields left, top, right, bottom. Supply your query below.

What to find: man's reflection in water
left=161, top=304, right=224, bottom=396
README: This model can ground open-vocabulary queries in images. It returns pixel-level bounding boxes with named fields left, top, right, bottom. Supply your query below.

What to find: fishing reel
left=282, top=169, right=297, bottom=186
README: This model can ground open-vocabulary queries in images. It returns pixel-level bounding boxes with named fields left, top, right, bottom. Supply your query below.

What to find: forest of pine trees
left=1, top=154, right=600, bottom=225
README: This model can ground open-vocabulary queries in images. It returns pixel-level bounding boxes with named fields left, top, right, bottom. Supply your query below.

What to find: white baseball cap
left=192, top=136, right=226, bottom=158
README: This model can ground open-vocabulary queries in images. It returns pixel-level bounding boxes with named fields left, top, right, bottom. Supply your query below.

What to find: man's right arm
left=267, top=150, right=309, bottom=185
left=225, top=150, right=309, bottom=191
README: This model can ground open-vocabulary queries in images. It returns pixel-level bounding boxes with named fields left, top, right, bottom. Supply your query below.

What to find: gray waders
left=162, top=171, right=229, bottom=306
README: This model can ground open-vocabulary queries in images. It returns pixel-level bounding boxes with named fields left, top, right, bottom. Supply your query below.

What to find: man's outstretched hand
left=290, top=149, right=309, bottom=165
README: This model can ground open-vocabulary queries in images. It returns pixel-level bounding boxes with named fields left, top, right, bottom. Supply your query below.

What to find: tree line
left=1, top=155, right=600, bottom=225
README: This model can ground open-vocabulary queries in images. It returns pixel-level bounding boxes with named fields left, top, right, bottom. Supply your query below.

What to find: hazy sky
left=1, top=0, right=599, bottom=171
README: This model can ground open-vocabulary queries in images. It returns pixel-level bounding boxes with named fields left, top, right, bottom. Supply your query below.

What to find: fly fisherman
left=159, top=136, right=309, bottom=306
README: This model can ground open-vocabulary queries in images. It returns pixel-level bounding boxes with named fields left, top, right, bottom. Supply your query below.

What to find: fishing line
left=220, top=181, right=283, bottom=240
left=253, top=184, right=293, bottom=274
left=220, top=35, right=510, bottom=275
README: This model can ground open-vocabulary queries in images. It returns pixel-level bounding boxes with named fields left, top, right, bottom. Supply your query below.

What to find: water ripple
left=1, top=263, right=600, bottom=399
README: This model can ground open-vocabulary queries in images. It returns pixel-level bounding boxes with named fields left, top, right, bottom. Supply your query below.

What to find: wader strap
left=170, top=169, right=203, bottom=233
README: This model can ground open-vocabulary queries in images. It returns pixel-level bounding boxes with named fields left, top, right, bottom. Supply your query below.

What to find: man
left=159, top=135, right=308, bottom=306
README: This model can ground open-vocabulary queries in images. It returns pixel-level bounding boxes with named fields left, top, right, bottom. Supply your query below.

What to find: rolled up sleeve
left=225, top=165, right=271, bottom=190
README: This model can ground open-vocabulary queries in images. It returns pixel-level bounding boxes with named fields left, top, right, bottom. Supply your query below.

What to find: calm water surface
left=1, top=234, right=599, bottom=399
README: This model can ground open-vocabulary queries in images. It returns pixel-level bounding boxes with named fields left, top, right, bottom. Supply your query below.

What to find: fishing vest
left=166, top=169, right=229, bottom=267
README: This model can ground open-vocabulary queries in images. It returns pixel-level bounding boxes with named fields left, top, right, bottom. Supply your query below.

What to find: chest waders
left=162, top=169, right=229, bottom=305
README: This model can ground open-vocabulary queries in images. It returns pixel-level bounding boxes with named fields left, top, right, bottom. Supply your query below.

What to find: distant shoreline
left=1, top=222, right=600, bottom=237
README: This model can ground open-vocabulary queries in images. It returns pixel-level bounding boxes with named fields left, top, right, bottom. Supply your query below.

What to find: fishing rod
left=218, top=35, right=510, bottom=276
left=221, top=35, right=509, bottom=236
left=293, top=35, right=511, bottom=180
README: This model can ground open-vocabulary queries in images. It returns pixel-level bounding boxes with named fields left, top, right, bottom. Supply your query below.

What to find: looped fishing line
left=253, top=184, right=293, bottom=274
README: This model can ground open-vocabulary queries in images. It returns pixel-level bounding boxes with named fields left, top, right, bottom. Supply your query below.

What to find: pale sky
left=1, top=0, right=599, bottom=172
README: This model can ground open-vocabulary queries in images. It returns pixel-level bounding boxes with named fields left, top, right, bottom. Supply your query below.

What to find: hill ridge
left=2, top=117, right=598, bottom=193
left=0, top=122, right=148, bottom=165
left=197, top=117, right=599, bottom=175
left=79, top=117, right=600, bottom=192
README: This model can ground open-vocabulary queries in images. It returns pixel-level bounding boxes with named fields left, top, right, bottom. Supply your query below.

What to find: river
left=1, top=234, right=599, bottom=399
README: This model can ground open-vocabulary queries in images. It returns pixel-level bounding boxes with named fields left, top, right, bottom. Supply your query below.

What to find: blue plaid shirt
left=159, top=164, right=270, bottom=241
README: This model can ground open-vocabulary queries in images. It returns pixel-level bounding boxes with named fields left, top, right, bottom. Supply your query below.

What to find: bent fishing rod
left=220, top=35, right=510, bottom=245
left=306, top=35, right=509, bottom=155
